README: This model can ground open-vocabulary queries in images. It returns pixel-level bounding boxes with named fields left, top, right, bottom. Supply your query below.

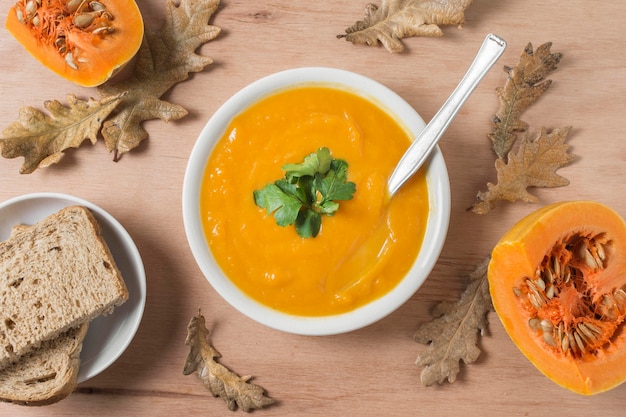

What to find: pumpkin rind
left=489, top=201, right=626, bottom=395
left=5, top=0, right=144, bottom=87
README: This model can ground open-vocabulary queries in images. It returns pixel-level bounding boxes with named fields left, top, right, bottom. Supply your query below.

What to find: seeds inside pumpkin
left=13, top=0, right=117, bottom=70
left=522, top=234, right=625, bottom=358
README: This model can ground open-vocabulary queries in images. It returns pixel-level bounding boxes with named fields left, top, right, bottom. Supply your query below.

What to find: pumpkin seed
left=525, top=278, right=548, bottom=309
left=575, top=238, right=601, bottom=270
left=64, top=51, right=78, bottom=69
left=24, top=0, right=37, bottom=18
left=577, top=323, right=597, bottom=344
left=556, top=322, right=564, bottom=341
left=596, top=242, right=606, bottom=261
left=584, top=248, right=600, bottom=269
left=552, top=256, right=561, bottom=279
left=88, top=1, right=106, bottom=11
left=73, top=12, right=95, bottom=28
left=66, top=0, right=84, bottom=13
left=584, top=322, right=601, bottom=335
left=92, top=26, right=115, bottom=35
left=542, top=267, right=553, bottom=285
left=561, top=332, right=570, bottom=352
left=563, top=264, right=571, bottom=283
left=528, top=317, right=541, bottom=330
left=528, top=292, right=546, bottom=309
left=55, top=36, right=66, bottom=50
left=567, top=331, right=578, bottom=353
left=615, top=288, right=626, bottom=301
left=16, top=8, right=25, bottom=24
left=545, top=284, right=555, bottom=299
left=540, top=319, right=553, bottom=333
left=535, top=277, right=546, bottom=291
left=573, top=331, right=586, bottom=352
left=601, top=294, right=616, bottom=307
left=543, top=331, right=557, bottom=347
left=526, top=278, right=543, bottom=294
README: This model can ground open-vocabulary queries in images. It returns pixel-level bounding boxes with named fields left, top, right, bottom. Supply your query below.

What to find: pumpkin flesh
left=489, top=201, right=626, bottom=395
left=5, top=0, right=144, bottom=87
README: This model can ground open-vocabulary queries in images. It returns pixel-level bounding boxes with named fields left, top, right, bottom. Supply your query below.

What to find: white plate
left=0, top=192, right=146, bottom=382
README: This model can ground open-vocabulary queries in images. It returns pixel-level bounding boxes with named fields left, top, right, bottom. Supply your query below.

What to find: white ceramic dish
left=0, top=192, right=146, bottom=382
left=183, top=67, right=451, bottom=336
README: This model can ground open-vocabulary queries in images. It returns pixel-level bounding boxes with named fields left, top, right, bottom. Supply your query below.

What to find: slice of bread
left=0, top=205, right=128, bottom=370
left=0, top=322, right=89, bottom=406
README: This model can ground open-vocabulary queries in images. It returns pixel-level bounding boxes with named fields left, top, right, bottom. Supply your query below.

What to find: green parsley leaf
left=318, top=200, right=339, bottom=215
left=283, top=147, right=332, bottom=181
left=253, top=147, right=356, bottom=238
left=253, top=181, right=303, bottom=227
left=316, top=160, right=356, bottom=202
left=296, top=210, right=322, bottom=238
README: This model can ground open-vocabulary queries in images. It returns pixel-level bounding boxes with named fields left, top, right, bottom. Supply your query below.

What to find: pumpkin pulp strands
left=514, top=235, right=625, bottom=359
left=12, top=0, right=116, bottom=70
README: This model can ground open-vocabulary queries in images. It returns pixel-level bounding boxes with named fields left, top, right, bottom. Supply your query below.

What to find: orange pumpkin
left=6, top=0, right=144, bottom=87
left=489, top=201, right=626, bottom=395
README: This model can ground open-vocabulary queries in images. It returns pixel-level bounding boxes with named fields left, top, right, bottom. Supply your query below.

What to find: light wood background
left=1, top=0, right=626, bottom=415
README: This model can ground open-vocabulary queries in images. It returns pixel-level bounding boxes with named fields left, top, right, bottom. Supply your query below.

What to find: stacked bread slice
left=0, top=205, right=128, bottom=405
left=0, top=322, right=89, bottom=405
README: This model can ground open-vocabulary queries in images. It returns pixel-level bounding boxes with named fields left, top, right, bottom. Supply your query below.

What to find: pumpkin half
left=6, top=0, right=144, bottom=87
left=489, top=201, right=626, bottom=395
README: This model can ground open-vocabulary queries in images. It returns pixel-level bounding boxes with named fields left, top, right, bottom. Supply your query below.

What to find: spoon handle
left=387, top=33, right=507, bottom=197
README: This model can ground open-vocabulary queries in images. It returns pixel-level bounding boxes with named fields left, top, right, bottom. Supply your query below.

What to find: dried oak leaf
left=0, top=94, right=123, bottom=174
left=414, top=256, right=492, bottom=386
left=183, top=311, right=275, bottom=412
left=490, top=42, right=563, bottom=159
left=98, top=0, right=221, bottom=160
left=472, top=126, right=575, bottom=215
left=338, top=0, right=474, bottom=53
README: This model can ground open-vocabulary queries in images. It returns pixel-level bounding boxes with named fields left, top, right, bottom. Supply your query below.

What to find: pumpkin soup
left=200, top=85, right=428, bottom=316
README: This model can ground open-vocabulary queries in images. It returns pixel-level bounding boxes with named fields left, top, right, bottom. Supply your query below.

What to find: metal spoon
left=326, top=34, right=506, bottom=296
left=387, top=33, right=507, bottom=196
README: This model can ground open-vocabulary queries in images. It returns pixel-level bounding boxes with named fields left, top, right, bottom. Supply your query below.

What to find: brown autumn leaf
left=183, top=311, right=275, bottom=412
left=490, top=42, right=563, bottom=159
left=338, top=0, right=474, bottom=53
left=472, top=127, right=575, bottom=215
left=98, top=0, right=221, bottom=160
left=0, top=94, right=124, bottom=174
left=414, top=256, right=492, bottom=386
left=471, top=42, right=574, bottom=214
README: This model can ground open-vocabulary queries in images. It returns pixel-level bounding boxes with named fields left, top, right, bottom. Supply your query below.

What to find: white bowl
left=183, top=67, right=450, bottom=335
left=0, top=192, right=146, bottom=382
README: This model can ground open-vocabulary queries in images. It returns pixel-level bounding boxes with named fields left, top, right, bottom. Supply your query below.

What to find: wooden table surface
left=2, top=0, right=626, bottom=415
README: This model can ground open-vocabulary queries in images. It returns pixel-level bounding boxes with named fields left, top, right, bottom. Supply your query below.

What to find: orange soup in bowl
left=200, top=85, right=428, bottom=316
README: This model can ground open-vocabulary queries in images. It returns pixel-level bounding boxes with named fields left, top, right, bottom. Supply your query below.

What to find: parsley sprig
left=253, top=147, right=356, bottom=238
